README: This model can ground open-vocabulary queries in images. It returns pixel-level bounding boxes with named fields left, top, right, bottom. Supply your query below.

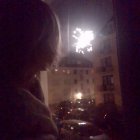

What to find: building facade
left=40, top=18, right=122, bottom=107
left=93, top=18, right=122, bottom=106
left=47, top=53, right=94, bottom=105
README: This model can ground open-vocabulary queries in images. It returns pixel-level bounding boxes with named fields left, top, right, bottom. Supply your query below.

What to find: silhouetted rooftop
left=59, top=53, right=93, bottom=68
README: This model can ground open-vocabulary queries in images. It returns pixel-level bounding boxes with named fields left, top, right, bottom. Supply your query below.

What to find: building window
left=81, top=84, right=83, bottom=90
left=74, top=79, right=77, bottom=84
left=80, top=74, right=83, bottom=80
left=73, top=69, right=77, bottom=74
left=80, top=70, right=83, bottom=73
left=102, top=41, right=111, bottom=54
left=87, top=88, right=90, bottom=94
left=100, top=41, right=111, bottom=54
left=86, top=70, right=89, bottom=74
left=67, top=70, right=70, bottom=74
left=64, top=79, right=71, bottom=84
left=101, top=56, right=112, bottom=67
left=104, top=93, right=114, bottom=103
left=102, top=75, right=114, bottom=86
left=86, top=79, right=89, bottom=84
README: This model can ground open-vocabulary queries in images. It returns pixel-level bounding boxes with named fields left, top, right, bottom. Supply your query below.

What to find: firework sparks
left=72, top=28, right=94, bottom=54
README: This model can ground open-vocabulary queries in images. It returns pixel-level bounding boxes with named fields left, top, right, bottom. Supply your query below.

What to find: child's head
left=0, top=0, right=60, bottom=84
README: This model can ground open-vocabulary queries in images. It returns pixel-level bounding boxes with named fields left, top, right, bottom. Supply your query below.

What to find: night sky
left=48, top=0, right=113, bottom=31
left=47, top=0, right=113, bottom=56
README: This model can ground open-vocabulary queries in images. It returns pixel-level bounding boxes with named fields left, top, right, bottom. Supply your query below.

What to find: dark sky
left=47, top=0, right=113, bottom=56
left=49, top=0, right=113, bottom=32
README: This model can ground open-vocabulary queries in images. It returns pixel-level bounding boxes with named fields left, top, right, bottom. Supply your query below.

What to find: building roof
left=59, top=53, right=93, bottom=68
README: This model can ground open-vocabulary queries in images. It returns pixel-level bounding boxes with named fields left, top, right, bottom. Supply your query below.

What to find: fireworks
left=72, top=28, right=94, bottom=54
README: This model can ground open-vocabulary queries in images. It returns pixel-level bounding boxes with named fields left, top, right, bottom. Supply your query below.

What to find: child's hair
left=0, top=0, right=60, bottom=82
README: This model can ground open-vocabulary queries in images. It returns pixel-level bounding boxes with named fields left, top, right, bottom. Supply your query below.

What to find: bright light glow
left=104, top=113, right=107, bottom=119
left=89, top=136, right=94, bottom=139
left=71, top=127, right=74, bottom=130
left=77, top=108, right=84, bottom=111
left=73, top=28, right=94, bottom=54
left=74, top=92, right=83, bottom=100
left=78, top=122, right=86, bottom=125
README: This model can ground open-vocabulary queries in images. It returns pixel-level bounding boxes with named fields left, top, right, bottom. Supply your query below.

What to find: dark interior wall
left=114, top=0, right=140, bottom=139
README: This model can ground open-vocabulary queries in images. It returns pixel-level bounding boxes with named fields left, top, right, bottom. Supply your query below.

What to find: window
left=81, top=84, right=83, bottom=90
left=75, top=89, right=78, bottom=92
left=80, top=70, right=83, bottom=73
left=74, top=79, right=77, bottom=84
left=73, top=69, right=77, bottom=74
left=87, top=88, right=90, bottom=94
left=46, top=1, right=126, bottom=138
left=86, top=70, right=89, bottom=74
left=102, top=75, right=114, bottom=86
left=80, top=74, right=83, bottom=80
left=101, top=56, right=112, bottom=67
left=102, top=41, right=111, bottom=54
left=64, top=79, right=71, bottom=84
left=86, top=79, right=89, bottom=84
left=104, top=93, right=114, bottom=103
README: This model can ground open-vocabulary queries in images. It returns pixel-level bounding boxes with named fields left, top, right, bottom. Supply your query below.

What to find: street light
left=74, top=92, right=83, bottom=100
left=72, top=28, right=94, bottom=54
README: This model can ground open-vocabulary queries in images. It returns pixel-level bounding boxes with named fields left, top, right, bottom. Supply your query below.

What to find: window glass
left=44, top=1, right=123, bottom=140
left=102, top=75, right=114, bottom=85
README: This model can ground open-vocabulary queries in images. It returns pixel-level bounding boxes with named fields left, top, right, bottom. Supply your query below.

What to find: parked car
left=60, top=119, right=101, bottom=140
left=64, top=108, right=89, bottom=121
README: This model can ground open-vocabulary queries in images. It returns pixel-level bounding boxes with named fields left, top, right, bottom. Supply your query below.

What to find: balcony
left=99, top=84, right=114, bottom=91
left=97, top=66, right=113, bottom=73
